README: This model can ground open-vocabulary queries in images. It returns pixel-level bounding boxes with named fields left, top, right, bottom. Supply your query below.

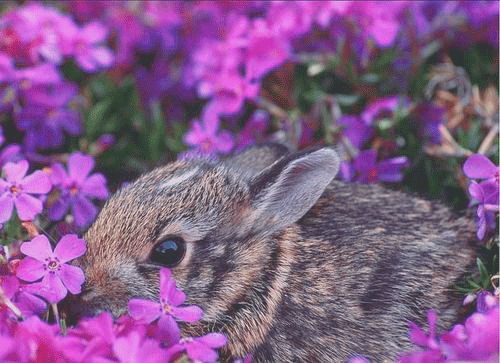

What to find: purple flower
left=184, top=109, right=234, bottom=155
left=15, top=82, right=82, bottom=151
left=48, top=152, right=109, bottom=228
left=0, top=160, right=51, bottom=223
left=361, top=96, right=402, bottom=124
left=128, top=268, right=203, bottom=346
left=463, top=154, right=499, bottom=239
left=165, top=333, right=227, bottom=363
left=113, top=331, right=166, bottom=363
left=401, top=306, right=499, bottom=362
left=245, top=19, right=290, bottom=80
left=0, top=275, right=47, bottom=317
left=349, top=150, right=409, bottom=184
left=414, top=103, right=444, bottom=144
left=16, top=234, right=86, bottom=303
left=337, top=115, right=374, bottom=149
left=68, top=22, right=114, bottom=72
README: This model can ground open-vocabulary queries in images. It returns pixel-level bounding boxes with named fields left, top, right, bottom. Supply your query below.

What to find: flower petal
left=463, top=154, right=497, bottom=179
left=80, top=173, right=108, bottom=199
left=0, top=193, right=14, bottom=223
left=158, top=314, right=181, bottom=347
left=71, top=194, right=97, bottom=228
left=172, top=305, right=203, bottom=323
left=186, top=340, right=218, bottom=362
left=58, top=264, right=85, bottom=294
left=3, top=160, right=29, bottom=183
left=16, top=257, right=47, bottom=282
left=195, top=333, right=227, bottom=348
left=20, top=170, right=51, bottom=194
left=54, top=234, right=87, bottom=263
left=48, top=194, right=70, bottom=221
left=14, top=193, right=43, bottom=221
left=39, top=273, right=68, bottom=303
left=128, top=299, right=161, bottom=323
left=68, top=152, right=94, bottom=184
left=20, top=235, right=54, bottom=260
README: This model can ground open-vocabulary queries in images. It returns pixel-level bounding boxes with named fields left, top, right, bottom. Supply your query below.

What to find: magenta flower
left=113, top=331, right=166, bottom=363
left=0, top=126, right=21, bottom=167
left=0, top=160, right=51, bottom=223
left=184, top=109, right=234, bottom=155
left=165, top=333, right=227, bottom=363
left=350, top=150, right=409, bottom=184
left=16, top=234, right=86, bottom=303
left=129, top=268, right=203, bottom=346
left=48, top=152, right=109, bottom=228
left=68, top=22, right=114, bottom=72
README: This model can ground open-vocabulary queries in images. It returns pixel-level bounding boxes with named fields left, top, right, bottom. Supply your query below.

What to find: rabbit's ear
left=248, top=147, right=339, bottom=235
left=223, top=143, right=289, bottom=180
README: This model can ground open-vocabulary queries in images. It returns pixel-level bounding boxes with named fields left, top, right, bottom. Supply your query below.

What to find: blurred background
left=0, top=1, right=498, bottom=205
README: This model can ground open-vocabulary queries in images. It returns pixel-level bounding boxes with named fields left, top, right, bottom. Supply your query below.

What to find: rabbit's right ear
left=247, top=147, right=339, bottom=236
left=223, top=143, right=290, bottom=180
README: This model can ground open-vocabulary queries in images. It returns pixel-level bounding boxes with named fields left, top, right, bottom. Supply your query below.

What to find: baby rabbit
left=75, top=144, right=476, bottom=362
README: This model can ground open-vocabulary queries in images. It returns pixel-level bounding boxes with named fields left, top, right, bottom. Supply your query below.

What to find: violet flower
left=128, top=268, right=203, bottom=346
left=463, top=154, right=499, bottom=239
left=337, top=115, right=374, bottom=149
left=0, top=126, right=21, bottom=167
left=413, top=103, right=444, bottom=145
left=0, top=160, right=51, bottom=223
left=0, top=275, right=46, bottom=317
left=165, top=333, right=227, bottom=363
left=48, top=152, right=109, bottom=228
left=15, top=82, right=82, bottom=151
left=16, top=234, right=86, bottom=303
left=351, top=150, right=409, bottom=184
left=184, top=109, right=234, bottom=155
left=68, top=22, right=114, bottom=72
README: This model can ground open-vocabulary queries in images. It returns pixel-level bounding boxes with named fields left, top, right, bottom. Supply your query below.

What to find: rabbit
left=73, top=143, right=477, bottom=362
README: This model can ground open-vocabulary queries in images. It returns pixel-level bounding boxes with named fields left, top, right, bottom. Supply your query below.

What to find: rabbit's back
left=251, top=181, right=476, bottom=362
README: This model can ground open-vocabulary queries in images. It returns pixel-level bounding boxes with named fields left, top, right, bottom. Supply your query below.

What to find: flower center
left=200, top=139, right=213, bottom=153
left=160, top=298, right=173, bottom=314
left=69, top=182, right=80, bottom=196
left=44, top=257, right=61, bottom=273
left=9, top=184, right=21, bottom=194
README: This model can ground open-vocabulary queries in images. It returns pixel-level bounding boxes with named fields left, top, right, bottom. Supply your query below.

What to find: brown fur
left=73, top=144, right=477, bottom=362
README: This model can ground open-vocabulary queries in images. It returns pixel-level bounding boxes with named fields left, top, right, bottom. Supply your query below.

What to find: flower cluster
left=400, top=295, right=499, bottom=362
left=1, top=233, right=228, bottom=362
left=0, top=1, right=498, bottom=362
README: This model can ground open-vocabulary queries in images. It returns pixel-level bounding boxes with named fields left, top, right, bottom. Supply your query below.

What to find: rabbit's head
left=75, top=144, right=339, bottom=352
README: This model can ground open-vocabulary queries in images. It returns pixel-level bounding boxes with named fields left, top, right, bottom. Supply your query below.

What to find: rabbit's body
left=76, top=145, right=476, bottom=362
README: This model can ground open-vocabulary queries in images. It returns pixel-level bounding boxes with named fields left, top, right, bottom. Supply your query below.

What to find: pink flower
left=128, top=268, right=203, bottom=346
left=68, top=22, right=114, bottom=72
left=113, top=331, right=166, bottom=363
left=16, top=234, right=86, bottom=303
left=48, top=152, right=109, bottom=228
left=165, top=333, right=227, bottom=363
left=0, top=160, right=51, bottom=223
left=184, top=109, right=234, bottom=155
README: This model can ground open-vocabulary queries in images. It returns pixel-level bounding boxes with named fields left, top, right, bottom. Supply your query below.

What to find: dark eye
left=150, top=236, right=186, bottom=267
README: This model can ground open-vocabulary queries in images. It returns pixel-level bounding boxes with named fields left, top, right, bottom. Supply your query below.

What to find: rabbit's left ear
left=248, top=147, right=339, bottom=236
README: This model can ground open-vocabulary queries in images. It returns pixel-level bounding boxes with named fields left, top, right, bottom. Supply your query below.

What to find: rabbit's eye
left=150, top=237, right=186, bottom=267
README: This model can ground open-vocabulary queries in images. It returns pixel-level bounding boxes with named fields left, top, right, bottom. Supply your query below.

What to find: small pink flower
left=0, top=160, right=51, bottom=223
left=128, top=268, right=203, bottom=346
left=16, top=234, right=86, bottom=303
left=165, top=333, right=227, bottom=363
